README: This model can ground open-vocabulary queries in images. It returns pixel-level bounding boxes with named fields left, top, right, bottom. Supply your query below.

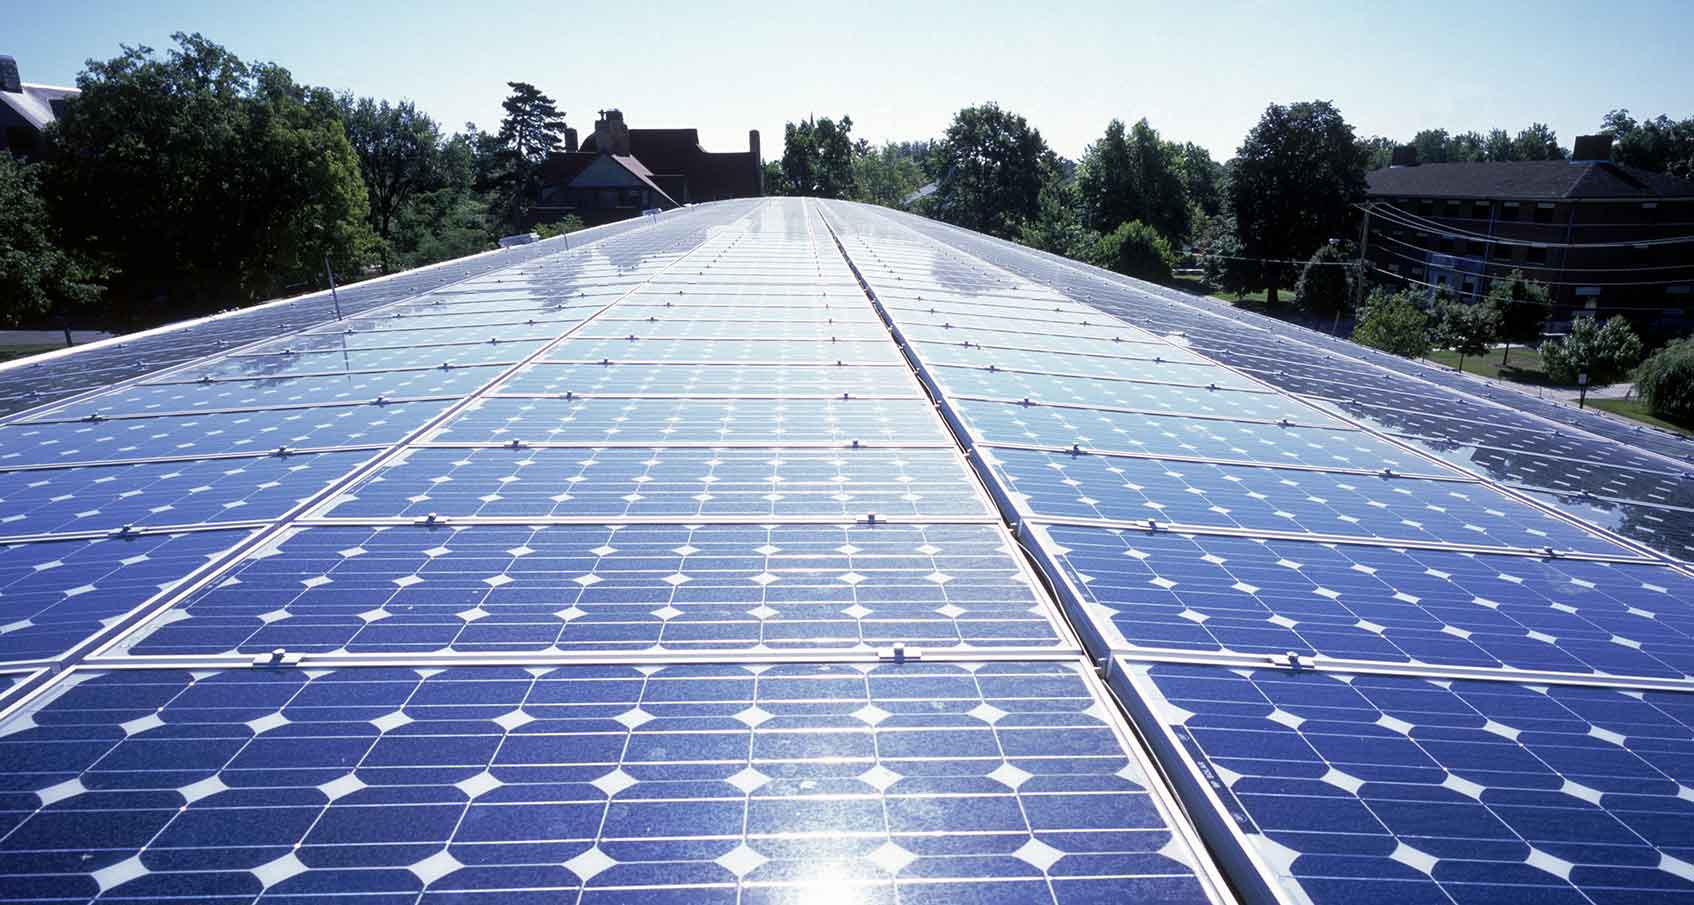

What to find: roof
left=0, top=82, right=77, bottom=131
left=0, top=197, right=1692, bottom=905
left=1366, top=159, right=1694, bottom=200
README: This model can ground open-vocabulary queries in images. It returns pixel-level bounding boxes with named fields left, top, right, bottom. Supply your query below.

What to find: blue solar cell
left=609, top=303, right=881, bottom=323
left=546, top=337, right=906, bottom=364
left=898, top=325, right=1185, bottom=359
left=578, top=319, right=889, bottom=340
left=1042, top=525, right=1694, bottom=679
left=428, top=397, right=949, bottom=445
left=911, top=338, right=1197, bottom=370
left=933, top=367, right=1328, bottom=423
left=298, top=318, right=588, bottom=347
left=0, top=450, right=375, bottom=535
left=1521, top=490, right=1694, bottom=564
left=163, top=340, right=543, bottom=382
left=1116, top=662, right=1694, bottom=905
left=323, top=447, right=989, bottom=520
left=987, top=447, right=1625, bottom=554
left=0, top=661, right=1212, bottom=904
left=30, top=367, right=506, bottom=421
left=498, top=362, right=919, bottom=396
left=954, top=400, right=1435, bottom=473
left=122, top=523, right=1060, bottom=656
left=0, top=530, right=246, bottom=662
left=0, top=401, right=451, bottom=467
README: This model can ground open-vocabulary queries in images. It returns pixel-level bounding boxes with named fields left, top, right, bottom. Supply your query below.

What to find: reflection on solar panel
left=816, top=198, right=1694, bottom=904
left=4, top=196, right=1691, bottom=904
left=0, top=199, right=1228, bottom=904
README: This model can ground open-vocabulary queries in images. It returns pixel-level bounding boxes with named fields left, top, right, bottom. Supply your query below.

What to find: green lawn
left=0, top=344, right=58, bottom=364
left=1586, top=398, right=1694, bottom=437
left=1426, top=347, right=1552, bottom=384
left=1170, top=275, right=1277, bottom=306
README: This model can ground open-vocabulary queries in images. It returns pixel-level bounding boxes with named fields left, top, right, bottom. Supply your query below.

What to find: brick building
left=531, top=110, right=763, bottom=226
left=1363, top=135, right=1694, bottom=330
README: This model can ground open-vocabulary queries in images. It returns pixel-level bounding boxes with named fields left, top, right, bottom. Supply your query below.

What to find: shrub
left=1293, top=243, right=1353, bottom=320
left=1090, top=220, right=1175, bottom=282
left=1430, top=294, right=1503, bottom=370
left=1351, top=289, right=1431, bottom=357
left=1540, top=315, right=1644, bottom=385
left=534, top=215, right=585, bottom=239
left=1633, top=338, right=1694, bottom=422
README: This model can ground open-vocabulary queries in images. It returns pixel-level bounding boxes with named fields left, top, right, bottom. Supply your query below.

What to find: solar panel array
left=816, top=198, right=1694, bottom=905
left=0, top=199, right=1229, bottom=905
left=4, top=194, right=1693, bottom=905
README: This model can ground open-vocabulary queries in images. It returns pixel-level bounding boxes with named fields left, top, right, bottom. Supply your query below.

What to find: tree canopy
left=1229, top=100, right=1366, bottom=303
left=927, top=103, right=1053, bottom=239
left=1603, top=109, right=1694, bottom=180
left=48, top=32, right=376, bottom=320
left=1076, top=118, right=1190, bottom=243
left=337, top=96, right=444, bottom=252
left=0, top=155, right=103, bottom=326
left=775, top=116, right=857, bottom=198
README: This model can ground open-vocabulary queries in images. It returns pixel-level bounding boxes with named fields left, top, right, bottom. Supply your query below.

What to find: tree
left=850, top=142, right=924, bottom=207
left=1352, top=289, right=1431, bottom=357
left=389, top=131, right=495, bottom=269
left=1511, top=123, right=1566, bottom=161
left=337, top=95, right=444, bottom=263
left=1195, top=213, right=1252, bottom=294
left=928, top=103, right=1053, bottom=239
left=1293, top=243, right=1354, bottom=327
left=1540, top=316, right=1644, bottom=385
left=48, top=33, right=376, bottom=323
left=1485, top=270, right=1551, bottom=366
left=1229, top=101, right=1366, bottom=304
left=487, top=82, right=567, bottom=233
left=760, top=160, right=785, bottom=195
left=1090, top=220, right=1176, bottom=282
left=1076, top=118, right=1190, bottom=242
left=780, top=115, right=857, bottom=198
left=1016, top=167, right=1095, bottom=259
left=1431, top=294, right=1503, bottom=371
left=1484, top=128, right=1516, bottom=161
left=1633, top=338, right=1694, bottom=423
left=533, top=214, right=585, bottom=238
left=1602, top=109, right=1694, bottom=180
left=1177, top=142, right=1223, bottom=217
left=0, top=155, right=103, bottom=326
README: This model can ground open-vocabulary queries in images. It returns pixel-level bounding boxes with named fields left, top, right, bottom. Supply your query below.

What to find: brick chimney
left=593, top=109, right=630, bottom=156
left=1572, top=134, right=1613, bottom=163
left=563, top=127, right=578, bottom=153
left=0, top=55, right=22, bottom=94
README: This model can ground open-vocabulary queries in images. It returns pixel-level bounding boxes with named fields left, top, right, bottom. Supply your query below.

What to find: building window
left=1439, top=236, right=1456, bottom=253
left=1527, top=245, right=1547, bottom=264
left=1420, top=199, right=1434, bottom=215
left=1472, top=202, right=1490, bottom=220
left=1462, top=280, right=1476, bottom=295
left=1500, top=202, right=1520, bottom=221
left=1533, top=202, right=1555, bottom=223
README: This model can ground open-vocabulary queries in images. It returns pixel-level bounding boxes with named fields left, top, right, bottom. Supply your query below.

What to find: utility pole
left=1353, top=202, right=1373, bottom=320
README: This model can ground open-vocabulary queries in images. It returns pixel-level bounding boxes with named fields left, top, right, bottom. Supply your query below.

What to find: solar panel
left=0, top=199, right=1235, bottom=905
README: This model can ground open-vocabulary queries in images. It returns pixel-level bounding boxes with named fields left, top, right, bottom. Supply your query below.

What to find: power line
left=1362, top=201, right=1694, bottom=248
left=1367, top=235, right=1694, bottom=285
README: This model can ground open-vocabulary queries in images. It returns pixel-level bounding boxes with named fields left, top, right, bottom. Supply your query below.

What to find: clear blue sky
left=6, top=0, right=1692, bottom=162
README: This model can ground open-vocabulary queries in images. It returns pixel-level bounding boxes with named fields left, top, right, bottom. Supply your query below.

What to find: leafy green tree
left=1431, top=294, right=1504, bottom=371
left=1195, top=213, right=1252, bottom=294
left=1076, top=118, right=1190, bottom=242
left=928, top=103, right=1053, bottom=239
left=1541, top=316, right=1644, bottom=385
left=0, top=155, right=104, bottom=326
left=487, top=82, right=568, bottom=233
left=1352, top=289, right=1431, bottom=357
left=389, top=132, right=495, bottom=268
left=1359, top=135, right=1397, bottom=170
left=1229, top=101, right=1366, bottom=304
left=780, top=116, right=856, bottom=198
left=1485, top=270, right=1551, bottom=366
left=1293, top=243, right=1354, bottom=326
left=1016, top=170, right=1096, bottom=259
left=48, top=33, right=376, bottom=322
left=1633, top=338, right=1694, bottom=423
left=1602, top=109, right=1694, bottom=179
left=337, top=96, right=444, bottom=260
left=1089, top=220, right=1176, bottom=282
left=1177, top=142, right=1223, bottom=217
left=760, top=160, right=785, bottom=195
left=850, top=142, right=925, bottom=208
left=1484, top=128, right=1516, bottom=161
left=533, top=215, right=585, bottom=238
left=1511, top=123, right=1566, bottom=161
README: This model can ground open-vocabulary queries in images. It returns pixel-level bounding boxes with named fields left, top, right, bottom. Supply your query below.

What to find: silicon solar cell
left=983, top=446, right=1624, bottom=554
left=1114, top=662, right=1694, bottom=905
left=427, top=397, right=950, bottom=446
left=545, top=336, right=907, bottom=364
left=320, top=446, right=989, bottom=520
left=25, top=366, right=508, bottom=420
left=498, top=362, right=918, bottom=396
left=0, top=529, right=247, bottom=662
left=934, top=368, right=1326, bottom=423
left=0, top=449, right=376, bottom=535
left=1037, top=524, right=1694, bottom=680
left=0, top=661, right=1217, bottom=905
